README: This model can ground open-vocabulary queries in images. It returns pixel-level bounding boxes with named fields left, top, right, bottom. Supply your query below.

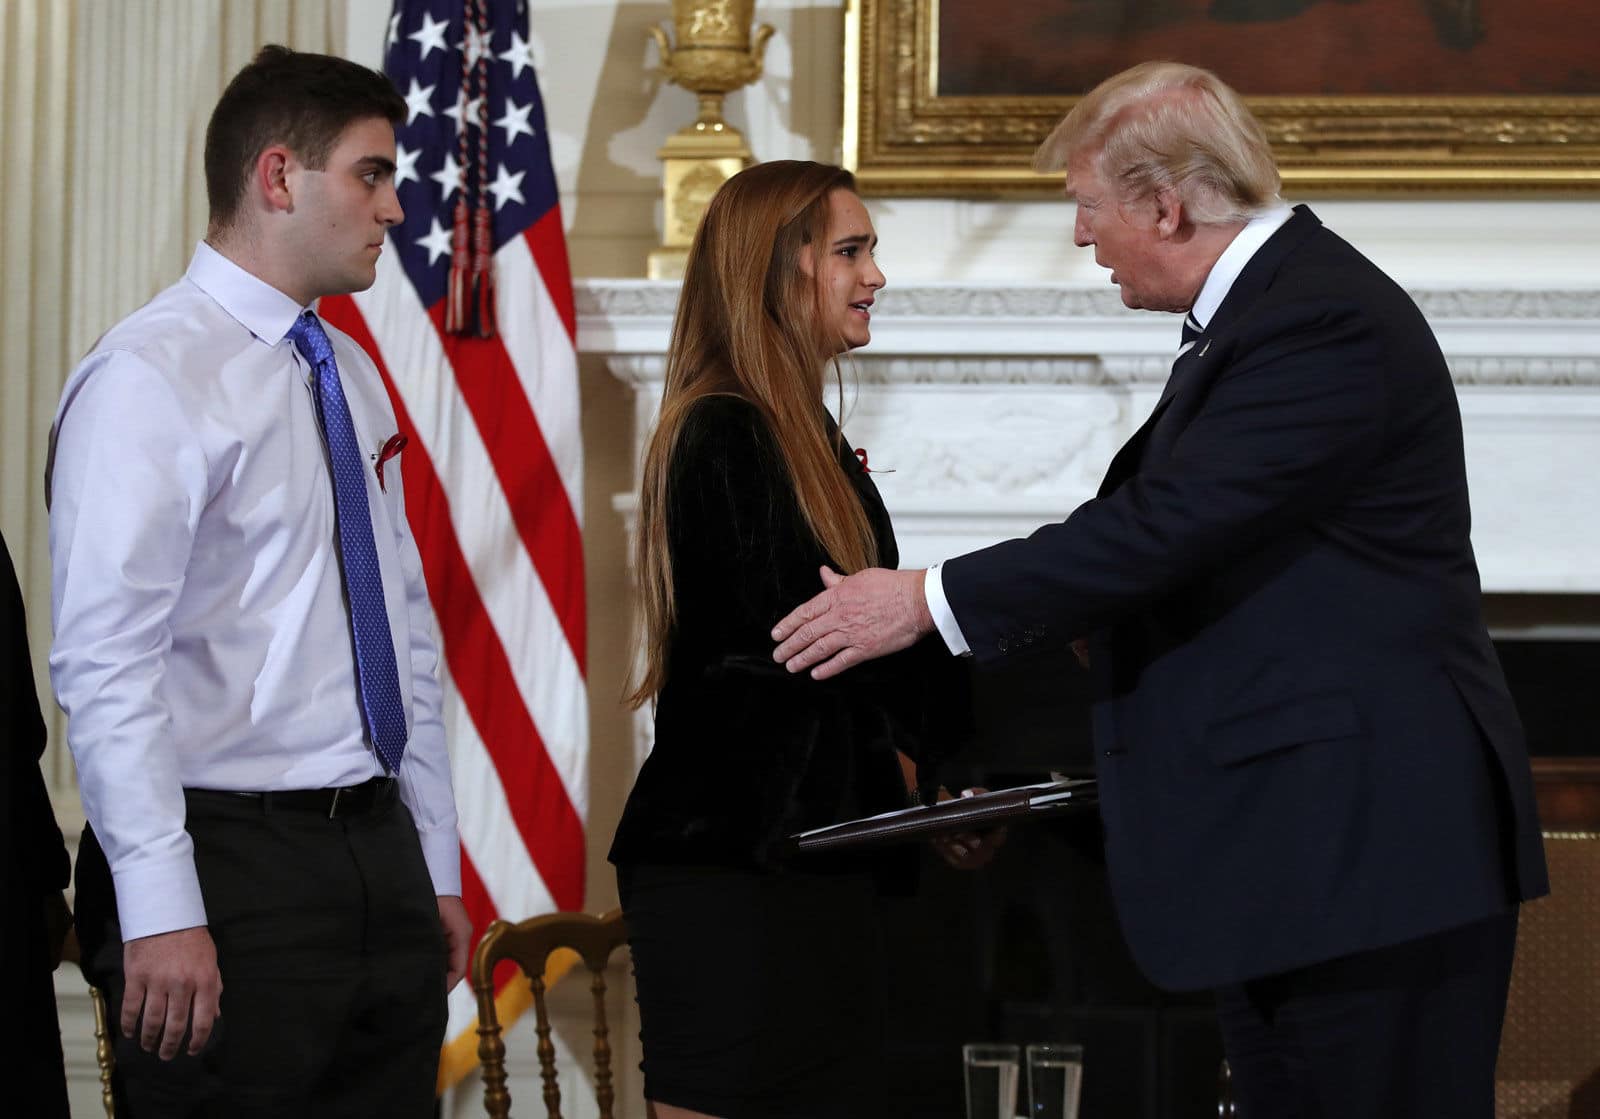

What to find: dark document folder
left=790, top=778, right=1097, bottom=854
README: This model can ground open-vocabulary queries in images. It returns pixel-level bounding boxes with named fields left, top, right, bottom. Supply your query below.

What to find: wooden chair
left=471, top=908, right=629, bottom=1119
left=1496, top=763, right=1600, bottom=1117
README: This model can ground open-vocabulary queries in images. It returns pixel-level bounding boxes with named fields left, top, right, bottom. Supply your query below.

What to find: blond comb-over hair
left=1035, top=61, right=1280, bottom=225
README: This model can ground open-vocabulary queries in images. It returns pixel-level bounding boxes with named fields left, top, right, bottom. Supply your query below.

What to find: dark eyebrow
left=355, top=156, right=397, bottom=176
left=832, top=232, right=876, bottom=249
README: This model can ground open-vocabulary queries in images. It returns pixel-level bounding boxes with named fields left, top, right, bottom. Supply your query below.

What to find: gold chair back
left=59, top=927, right=116, bottom=1118
left=470, top=908, right=629, bottom=1119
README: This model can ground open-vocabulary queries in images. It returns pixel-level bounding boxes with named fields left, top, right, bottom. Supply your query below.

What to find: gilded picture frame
left=842, top=0, right=1600, bottom=196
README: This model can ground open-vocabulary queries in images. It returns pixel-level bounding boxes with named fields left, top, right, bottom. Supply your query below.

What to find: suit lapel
left=1198, top=204, right=1322, bottom=342
left=1097, top=206, right=1325, bottom=498
left=1098, top=396, right=1172, bottom=497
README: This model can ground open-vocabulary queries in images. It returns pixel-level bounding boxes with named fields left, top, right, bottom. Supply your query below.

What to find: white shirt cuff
left=924, top=562, right=972, bottom=657
left=112, top=855, right=209, bottom=941
left=416, top=820, right=463, bottom=897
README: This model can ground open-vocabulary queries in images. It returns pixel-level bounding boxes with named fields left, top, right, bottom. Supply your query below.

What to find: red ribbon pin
left=374, top=433, right=408, bottom=493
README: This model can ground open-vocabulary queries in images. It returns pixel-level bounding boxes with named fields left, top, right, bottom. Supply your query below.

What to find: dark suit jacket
left=3, top=528, right=69, bottom=918
left=943, top=206, right=1548, bottom=991
left=610, top=394, right=968, bottom=875
left=3, top=529, right=72, bottom=1116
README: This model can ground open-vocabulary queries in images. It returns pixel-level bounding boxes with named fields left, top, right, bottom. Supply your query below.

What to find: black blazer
left=610, top=394, right=967, bottom=874
left=943, top=207, right=1548, bottom=990
left=2, top=529, right=69, bottom=929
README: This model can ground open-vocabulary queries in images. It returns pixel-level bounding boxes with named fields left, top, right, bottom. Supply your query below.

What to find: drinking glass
left=1025, top=1042, right=1083, bottom=1119
left=963, top=1042, right=1020, bottom=1119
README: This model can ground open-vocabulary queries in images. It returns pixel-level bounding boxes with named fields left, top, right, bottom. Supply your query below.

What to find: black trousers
left=1215, top=909, right=1519, bottom=1119
left=75, top=784, right=447, bottom=1119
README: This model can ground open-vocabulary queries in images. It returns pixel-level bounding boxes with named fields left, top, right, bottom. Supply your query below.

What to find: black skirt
left=618, top=862, right=890, bottom=1119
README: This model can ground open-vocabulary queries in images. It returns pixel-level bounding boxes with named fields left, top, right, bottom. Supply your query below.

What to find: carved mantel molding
left=579, top=281, right=1600, bottom=386
left=582, top=279, right=1600, bottom=594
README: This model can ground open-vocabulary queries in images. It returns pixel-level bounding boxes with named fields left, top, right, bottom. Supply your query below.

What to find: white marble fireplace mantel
left=578, top=280, right=1600, bottom=594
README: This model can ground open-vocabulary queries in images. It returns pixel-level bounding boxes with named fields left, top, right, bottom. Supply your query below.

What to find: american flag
left=320, top=0, right=587, bottom=1083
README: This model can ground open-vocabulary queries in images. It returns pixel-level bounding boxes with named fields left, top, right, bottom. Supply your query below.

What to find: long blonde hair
left=626, top=160, right=878, bottom=708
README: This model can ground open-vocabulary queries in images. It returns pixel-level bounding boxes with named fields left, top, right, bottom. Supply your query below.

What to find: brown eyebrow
left=355, top=156, right=397, bottom=176
left=832, top=233, right=876, bottom=249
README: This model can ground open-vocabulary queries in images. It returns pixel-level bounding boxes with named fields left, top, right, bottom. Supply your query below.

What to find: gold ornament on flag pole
left=646, top=0, right=774, bottom=280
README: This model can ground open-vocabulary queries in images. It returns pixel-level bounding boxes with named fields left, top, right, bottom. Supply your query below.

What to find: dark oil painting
left=937, top=0, right=1598, bottom=98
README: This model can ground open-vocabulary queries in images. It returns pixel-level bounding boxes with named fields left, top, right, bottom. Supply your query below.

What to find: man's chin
left=327, top=269, right=380, bottom=299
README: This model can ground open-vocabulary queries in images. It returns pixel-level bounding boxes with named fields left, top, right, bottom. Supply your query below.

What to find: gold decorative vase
left=646, top=0, right=775, bottom=279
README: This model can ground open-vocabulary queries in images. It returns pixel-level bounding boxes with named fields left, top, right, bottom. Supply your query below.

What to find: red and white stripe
left=322, top=212, right=586, bottom=1042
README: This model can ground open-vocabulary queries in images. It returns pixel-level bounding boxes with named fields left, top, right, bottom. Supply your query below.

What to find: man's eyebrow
left=355, top=155, right=397, bottom=175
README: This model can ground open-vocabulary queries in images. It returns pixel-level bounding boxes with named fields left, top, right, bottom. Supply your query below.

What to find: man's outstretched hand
left=771, top=566, right=934, bottom=679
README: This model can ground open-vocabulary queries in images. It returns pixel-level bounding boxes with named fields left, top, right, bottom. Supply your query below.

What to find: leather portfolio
left=790, top=777, right=1097, bottom=853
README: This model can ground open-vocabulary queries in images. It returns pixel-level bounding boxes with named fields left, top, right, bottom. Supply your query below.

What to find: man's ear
left=256, top=145, right=295, bottom=213
left=1152, top=187, right=1184, bottom=239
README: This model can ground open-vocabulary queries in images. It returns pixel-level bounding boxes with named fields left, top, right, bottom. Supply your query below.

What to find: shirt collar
left=185, top=241, right=311, bottom=347
left=1187, top=203, right=1295, bottom=332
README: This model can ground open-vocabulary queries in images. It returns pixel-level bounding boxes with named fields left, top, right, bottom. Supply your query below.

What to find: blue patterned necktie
left=289, top=311, right=408, bottom=773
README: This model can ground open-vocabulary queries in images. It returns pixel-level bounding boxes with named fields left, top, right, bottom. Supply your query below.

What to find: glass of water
left=963, top=1043, right=1021, bottom=1119
left=1025, top=1043, right=1084, bottom=1119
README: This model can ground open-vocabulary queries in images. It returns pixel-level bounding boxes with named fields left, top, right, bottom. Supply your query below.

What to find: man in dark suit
left=2, top=528, right=73, bottom=1117
left=771, top=61, right=1546, bottom=1117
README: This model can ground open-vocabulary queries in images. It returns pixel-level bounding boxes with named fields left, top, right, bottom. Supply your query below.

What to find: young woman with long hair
left=608, top=161, right=970, bottom=1118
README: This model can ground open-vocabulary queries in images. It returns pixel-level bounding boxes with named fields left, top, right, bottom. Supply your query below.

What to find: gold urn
left=646, top=0, right=775, bottom=279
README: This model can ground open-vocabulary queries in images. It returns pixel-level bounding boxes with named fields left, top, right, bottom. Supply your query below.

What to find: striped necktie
left=288, top=311, right=408, bottom=773
left=1180, top=312, right=1203, bottom=354
left=1160, top=313, right=1209, bottom=407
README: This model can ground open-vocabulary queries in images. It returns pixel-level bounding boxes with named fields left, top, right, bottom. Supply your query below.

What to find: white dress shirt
left=49, top=242, right=460, bottom=940
left=924, top=203, right=1296, bottom=656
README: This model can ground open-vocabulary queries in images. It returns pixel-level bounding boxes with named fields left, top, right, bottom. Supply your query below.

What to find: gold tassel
left=445, top=196, right=471, bottom=334
left=472, top=203, right=497, bottom=339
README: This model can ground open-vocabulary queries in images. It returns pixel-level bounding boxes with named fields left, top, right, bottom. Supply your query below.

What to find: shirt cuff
left=924, top=562, right=972, bottom=657
left=416, top=819, right=463, bottom=897
left=111, top=855, right=208, bottom=941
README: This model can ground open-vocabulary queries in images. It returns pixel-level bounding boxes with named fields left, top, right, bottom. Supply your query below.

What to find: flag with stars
left=320, top=0, right=586, bottom=1088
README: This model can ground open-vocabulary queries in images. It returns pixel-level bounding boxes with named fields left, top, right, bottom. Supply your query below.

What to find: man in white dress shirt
left=49, top=46, right=469, bottom=1117
left=771, top=62, right=1545, bottom=1117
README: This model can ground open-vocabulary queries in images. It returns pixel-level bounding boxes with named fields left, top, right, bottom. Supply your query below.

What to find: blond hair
left=1034, top=61, right=1280, bottom=225
left=626, top=161, right=878, bottom=708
